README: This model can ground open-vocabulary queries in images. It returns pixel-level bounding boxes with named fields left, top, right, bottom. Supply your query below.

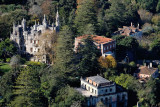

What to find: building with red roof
left=74, top=35, right=116, bottom=57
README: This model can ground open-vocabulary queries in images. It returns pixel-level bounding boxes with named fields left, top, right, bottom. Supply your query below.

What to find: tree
left=152, top=15, right=160, bottom=26
left=58, top=0, right=77, bottom=26
left=54, top=25, right=74, bottom=74
left=138, top=78, right=160, bottom=107
left=0, top=70, right=17, bottom=106
left=53, top=86, right=85, bottom=107
left=112, top=36, right=139, bottom=60
left=10, top=67, right=47, bottom=107
left=150, top=39, right=160, bottom=59
left=76, top=36, right=101, bottom=76
left=0, top=38, right=16, bottom=61
left=74, top=0, right=97, bottom=35
left=98, top=55, right=117, bottom=69
left=10, top=55, right=21, bottom=69
left=115, top=74, right=142, bottom=107
left=36, top=30, right=58, bottom=64
left=138, top=9, right=153, bottom=24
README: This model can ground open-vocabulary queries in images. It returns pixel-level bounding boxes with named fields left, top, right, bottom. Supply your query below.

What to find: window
left=101, top=98, right=103, bottom=101
left=105, top=97, right=108, bottom=103
left=34, top=40, right=36, bottom=44
left=104, top=47, right=106, bottom=50
left=30, top=39, right=32, bottom=43
left=95, top=90, right=96, bottom=94
left=122, top=95, right=125, bottom=100
left=107, top=46, right=109, bottom=49
left=30, top=48, right=33, bottom=52
left=110, top=88, right=112, bottom=92
left=109, top=97, right=112, bottom=102
left=106, top=89, right=108, bottom=92
left=38, top=49, right=40, bottom=52
left=92, top=89, right=94, bottom=93
left=24, top=47, right=26, bottom=51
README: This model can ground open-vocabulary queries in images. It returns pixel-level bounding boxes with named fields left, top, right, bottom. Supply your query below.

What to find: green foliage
left=58, top=0, right=77, bottom=26
left=0, top=4, right=22, bottom=13
left=152, top=15, right=160, bottom=26
left=0, top=38, right=16, bottom=61
left=150, top=39, right=160, bottom=59
left=137, top=0, right=158, bottom=12
left=25, top=61, right=42, bottom=66
left=105, top=0, right=138, bottom=33
left=10, top=67, right=47, bottom=107
left=53, top=86, right=85, bottom=107
left=0, top=63, right=11, bottom=73
left=76, top=36, right=101, bottom=76
left=112, top=35, right=139, bottom=60
left=54, top=25, right=74, bottom=74
left=6, top=58, right=11, bottom=63
left=74, top=0, right=97, bottom=35
left=138, top=78, right=160, bottom=106
left=0, top=9, right=28, bottom=39
left=0, top=70, right=19, bottom=106
left=114, top=73, right=142, bottom=106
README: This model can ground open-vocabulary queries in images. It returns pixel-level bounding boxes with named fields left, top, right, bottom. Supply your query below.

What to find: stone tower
left=55, top=10, right=60, bottom=32
left=43, top=14, right=47, bottom=29
left=21, top=18, right=26, bottom=31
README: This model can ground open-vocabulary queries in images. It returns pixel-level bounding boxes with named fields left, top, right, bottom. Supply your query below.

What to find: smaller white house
left=75, top=75, right=128, bottom=107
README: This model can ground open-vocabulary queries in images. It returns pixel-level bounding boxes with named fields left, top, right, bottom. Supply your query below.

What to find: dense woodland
left=1, top=0, right=160, bottom=107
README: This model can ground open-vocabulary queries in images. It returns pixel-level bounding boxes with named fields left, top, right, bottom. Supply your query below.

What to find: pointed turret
left=55, top=10, right=60, bottom=32
left=13, top=22, right=16, bottom=34
left=21, top=18, right=26, bottom=31
left=43, top=14, right=47, bottom=29
left=34, top=20, right=37, bottom=30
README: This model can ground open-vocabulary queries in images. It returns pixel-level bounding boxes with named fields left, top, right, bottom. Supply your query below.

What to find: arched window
left=109, top=97, right=112, bottom=102
left=105, top=97, right=108, bottom=103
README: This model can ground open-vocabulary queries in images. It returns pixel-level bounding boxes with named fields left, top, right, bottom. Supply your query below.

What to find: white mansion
left=10, top=11, right=60, bottom=63
left=76, top=75, right=128, bottom=107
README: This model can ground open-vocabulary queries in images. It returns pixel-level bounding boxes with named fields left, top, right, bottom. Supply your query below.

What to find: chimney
left=137, top=23, right=139, bottom=29
left=150, top=62, right=152, bottom=68
left=131, top=22, right=133, bottom=26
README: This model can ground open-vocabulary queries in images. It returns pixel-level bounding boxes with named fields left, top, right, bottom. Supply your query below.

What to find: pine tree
left=76, top=36, right=101, bottom=76
left=10, top=67, right=46, bottom=107
left=54, top=25, right=74, bottom=74
left=74, top=0, right=97, bottom=35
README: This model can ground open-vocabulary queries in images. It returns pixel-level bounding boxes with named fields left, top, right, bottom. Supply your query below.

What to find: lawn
left=0, top=63, right=11, bottom=73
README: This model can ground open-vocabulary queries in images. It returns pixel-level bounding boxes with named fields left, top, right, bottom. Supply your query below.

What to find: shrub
left=6, top=58, right=11, bottom=63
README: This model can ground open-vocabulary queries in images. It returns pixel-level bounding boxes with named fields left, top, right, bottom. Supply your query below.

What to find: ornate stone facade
left=10, top=11, right=59, bottom=63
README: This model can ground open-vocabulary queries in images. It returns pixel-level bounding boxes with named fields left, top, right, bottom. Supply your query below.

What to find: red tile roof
left=76, top=35, right=114, bottom=44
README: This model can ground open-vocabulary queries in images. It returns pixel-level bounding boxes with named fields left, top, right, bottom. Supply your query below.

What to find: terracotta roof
left=138, top=66, right=158, bottom=75
left=76, top=35, right=114, bottom=44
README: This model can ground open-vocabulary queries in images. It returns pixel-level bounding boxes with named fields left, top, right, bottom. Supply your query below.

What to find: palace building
left=10, top=11, right=60, bottom=63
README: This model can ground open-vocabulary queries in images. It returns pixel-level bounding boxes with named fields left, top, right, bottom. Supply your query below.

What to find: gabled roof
left=76, top=35, right=114, bottom=44
left=138, top=66, right=158, bottom=75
